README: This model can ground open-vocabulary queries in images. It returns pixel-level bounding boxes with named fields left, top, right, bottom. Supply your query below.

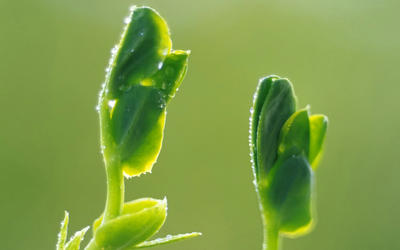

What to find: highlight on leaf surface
left=98, top=6, right=190, bottom=177
left=249, top=75, right=328, bottom=250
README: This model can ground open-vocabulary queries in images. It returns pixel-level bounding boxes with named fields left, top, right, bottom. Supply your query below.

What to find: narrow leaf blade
left=131, top=232, right=202, bottom=249
left=65, top=226, right=89, bottom=250
left=56, top=211, right=69, bottom=250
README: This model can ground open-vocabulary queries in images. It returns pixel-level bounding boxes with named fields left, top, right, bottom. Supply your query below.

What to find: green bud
left=99, top=6, right=190, bottom=176
left=249, top=75, right=328, bottom=249
left=93, top=198, right=167, bottom=249
left=250, top=76, right=296, bottom=184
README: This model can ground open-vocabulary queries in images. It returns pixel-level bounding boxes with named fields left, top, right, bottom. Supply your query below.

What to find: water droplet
left=130, top=49, right=135, bottom=53
left=158, top=62, right=163, bottom=70
left=124, top=17, right=131, bottom=24
left=111, top=46, right=118, bottom=55
left=139, top=32, right=144, bottom=36
left=108, top=100, right=117, bottom=109
left=95, top=105, right=100, bottom=112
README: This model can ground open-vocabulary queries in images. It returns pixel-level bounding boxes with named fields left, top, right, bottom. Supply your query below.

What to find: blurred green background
left=1, top=0, right=399, bottom=249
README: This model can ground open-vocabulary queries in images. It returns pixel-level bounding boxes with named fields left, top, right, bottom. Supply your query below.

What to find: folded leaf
left=152, top=50, right=190, bottom=103
left=92, top=198, right=163, bottom=234
left=278, top=108, right=310, bottom=160
left=94, top=198, right=167, bottom=249
left=107, top=6, right=172, bottom=97
left=99, top=7, right=190, bottom=177
left=250, top=76, right=277, bottom=181
left=266, top=155, right=313, bottom=237
left=256, top=78, right=296, bottom=182
left=309, top=115, right=328, bottom=169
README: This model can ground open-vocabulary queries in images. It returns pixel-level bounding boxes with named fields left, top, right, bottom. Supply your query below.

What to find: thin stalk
left=103, top=158, right=124, bottom=222
left=259, top=189, right=280, bottom=250
left=262, top=217, right=279, bottom=250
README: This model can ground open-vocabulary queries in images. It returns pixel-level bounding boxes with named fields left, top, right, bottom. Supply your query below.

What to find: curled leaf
left=94, top=198, right=167, bottom=249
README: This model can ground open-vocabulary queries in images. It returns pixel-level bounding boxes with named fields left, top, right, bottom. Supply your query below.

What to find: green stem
left=103, top=158, right=124, bottom=222
left=259, top=188, right=279, bottom=250
left=262, top=215, right=279, bottom=250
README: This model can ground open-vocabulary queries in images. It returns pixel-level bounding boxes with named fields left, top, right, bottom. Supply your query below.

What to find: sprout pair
left=55, top=6, right=328, bottom=250
left=249, top=76, right=328, bottom=250
left=56, top=7, right=199, bottom=250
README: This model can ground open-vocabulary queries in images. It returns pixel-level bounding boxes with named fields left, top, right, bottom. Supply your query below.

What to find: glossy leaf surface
left=99, top=7, right=190, bottom=177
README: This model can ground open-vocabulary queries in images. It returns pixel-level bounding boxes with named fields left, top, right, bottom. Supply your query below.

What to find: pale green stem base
left=258, top=187, right=280, bottom=250
left=85, top=159, right=124, bottom=250
left=262, top=217, right=279, bottom=250
left=103, top=158, right=124, bottom=222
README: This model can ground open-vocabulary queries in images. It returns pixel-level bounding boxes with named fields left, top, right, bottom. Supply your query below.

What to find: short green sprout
left=55, top=6, right=200, bottom=250
left=249, top=76, right=328, bottom=250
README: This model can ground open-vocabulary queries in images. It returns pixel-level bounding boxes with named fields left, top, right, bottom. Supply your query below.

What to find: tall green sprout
left=249, top=76, right=328, bottom=250
left=55, top=6, right=200, bottom=250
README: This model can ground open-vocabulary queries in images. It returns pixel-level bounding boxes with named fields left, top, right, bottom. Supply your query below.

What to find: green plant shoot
left=55, top=6, right=200, bottom=250
left=249, top=75, right=328, bottom=250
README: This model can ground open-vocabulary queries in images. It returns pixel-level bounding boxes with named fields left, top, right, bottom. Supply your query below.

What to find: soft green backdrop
left=1, top=0, right=399, bottom=249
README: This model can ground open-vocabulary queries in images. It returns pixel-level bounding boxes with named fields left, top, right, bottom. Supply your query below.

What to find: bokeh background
left=1, top=0, right=399, bottom=249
